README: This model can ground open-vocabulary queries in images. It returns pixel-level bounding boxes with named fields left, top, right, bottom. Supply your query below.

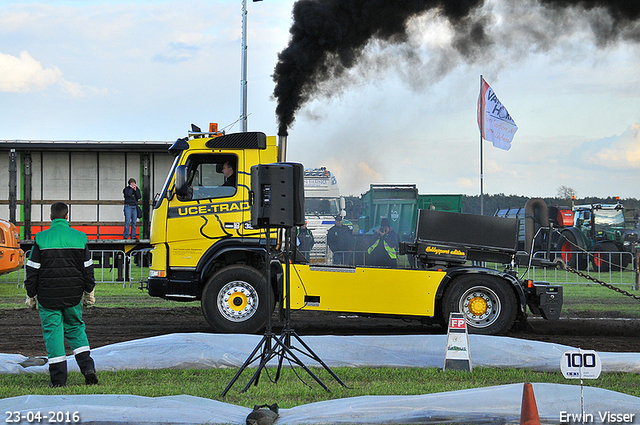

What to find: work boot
left=48, top=360, right=67, bottom=387
left=84, top=370, right=99, bottom=385
left=75, top=351, right=99, bottom=385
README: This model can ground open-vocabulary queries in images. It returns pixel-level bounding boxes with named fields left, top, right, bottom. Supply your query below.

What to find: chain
left=553, top=259, right=640, bottom=302
left=548, top=227, right=640, bottom=302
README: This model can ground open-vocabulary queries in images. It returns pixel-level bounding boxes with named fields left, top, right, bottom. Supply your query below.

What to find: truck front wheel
left=201, top=265, right=274, bottom=334
left=442, top=275, right=517, bottom=335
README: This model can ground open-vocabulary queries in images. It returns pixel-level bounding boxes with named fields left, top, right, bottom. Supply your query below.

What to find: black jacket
left=25, top=219, right=95, bottom=309
left=327, top=224, right=353, bottom=253
left=297, top=227, right=315, bottom=252
left=123, top=185, right=141, bottom=206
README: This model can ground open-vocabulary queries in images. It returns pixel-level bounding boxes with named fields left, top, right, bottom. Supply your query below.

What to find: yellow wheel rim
left=468, top=296, right=488, bottom=317
left=459, top=285, right=501, bottom=329
left=218, top=281, right=258, bottom=322
left=229, top=292, right=248, bottom=311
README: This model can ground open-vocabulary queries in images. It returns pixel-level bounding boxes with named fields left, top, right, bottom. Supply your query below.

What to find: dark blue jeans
left=123, top=205, right=137, bottom=239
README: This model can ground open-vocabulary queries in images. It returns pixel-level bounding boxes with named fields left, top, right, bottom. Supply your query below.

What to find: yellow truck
left=146, top=128, right=562, bottom=335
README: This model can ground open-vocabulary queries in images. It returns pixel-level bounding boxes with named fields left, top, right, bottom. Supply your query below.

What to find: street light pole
left=240, top=0, right=262, bottom=132
left=240, top=0, right=248, bottom=132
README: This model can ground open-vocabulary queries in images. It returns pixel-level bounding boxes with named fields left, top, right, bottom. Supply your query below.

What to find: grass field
left=559, top=283, right=640, bottom=318
left=2, top=365, right=640, bottom=407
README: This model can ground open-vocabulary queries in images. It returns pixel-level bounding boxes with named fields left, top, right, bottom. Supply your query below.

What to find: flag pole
left=479, top=75, right=484, bottom=215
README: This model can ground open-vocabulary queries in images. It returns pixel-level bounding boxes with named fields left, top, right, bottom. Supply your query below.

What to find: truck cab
left=303, top=167, right=346, bottom=262
left=147, top=130, right=280, bottom=331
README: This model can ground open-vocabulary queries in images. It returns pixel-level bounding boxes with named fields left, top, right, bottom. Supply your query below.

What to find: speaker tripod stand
left=221, top=228, right=347, bottom=397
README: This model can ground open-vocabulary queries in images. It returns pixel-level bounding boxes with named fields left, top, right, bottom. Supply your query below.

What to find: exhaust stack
left=278, top=134, right=287, bottom=162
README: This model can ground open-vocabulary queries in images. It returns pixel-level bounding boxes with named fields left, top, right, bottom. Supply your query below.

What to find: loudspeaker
left=251, top=163, right=304, bottom=229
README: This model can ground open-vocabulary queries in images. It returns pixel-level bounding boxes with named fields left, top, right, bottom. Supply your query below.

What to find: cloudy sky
left=1, top=0, right=639, bottom=199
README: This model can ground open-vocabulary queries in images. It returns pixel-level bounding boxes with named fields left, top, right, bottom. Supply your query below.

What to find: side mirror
left=175, top=165, right=189, bottom=197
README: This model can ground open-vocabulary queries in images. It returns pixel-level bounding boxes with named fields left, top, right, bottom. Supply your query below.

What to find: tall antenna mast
left=240, top=0, right=248, bottom=132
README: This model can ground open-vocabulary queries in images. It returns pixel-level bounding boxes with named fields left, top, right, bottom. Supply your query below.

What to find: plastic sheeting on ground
left=1, top=383, right=639, bottom=424
left=2, top=333, right=640, bottom=374
left=2, top=334, right=640, bottom=424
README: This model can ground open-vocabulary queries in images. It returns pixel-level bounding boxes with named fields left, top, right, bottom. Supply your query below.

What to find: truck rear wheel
left=442, top=275, right=517, bottom=335
left=201, top=265, right=274, bottom=334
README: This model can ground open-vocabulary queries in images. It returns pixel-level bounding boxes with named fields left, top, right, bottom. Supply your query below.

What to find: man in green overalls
left=25, top=202, right=98, bottom=387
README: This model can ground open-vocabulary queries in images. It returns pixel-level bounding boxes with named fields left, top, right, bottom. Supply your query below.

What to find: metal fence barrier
left=523, top=251, right=638, bottom=286
left=91, top=250, right=127, bottom=284
left=3, top=249, right=151, bottom=288
left=126, top=248, right=151, bottom=289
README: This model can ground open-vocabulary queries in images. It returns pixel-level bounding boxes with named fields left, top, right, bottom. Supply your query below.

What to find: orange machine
left=0, top=219, right=24, bottom=275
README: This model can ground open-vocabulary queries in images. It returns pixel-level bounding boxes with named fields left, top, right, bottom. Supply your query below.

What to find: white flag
left=477, top=77, right=518, bottom=151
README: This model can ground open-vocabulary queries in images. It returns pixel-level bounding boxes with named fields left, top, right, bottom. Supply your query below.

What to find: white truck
left=303, top=167, right=346, bottom=262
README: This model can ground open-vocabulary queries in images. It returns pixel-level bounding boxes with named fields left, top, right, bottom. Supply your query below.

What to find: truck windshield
left=305, top=198, right=339, bottom=215
left=154, top=155, right=181, bottom=209
left=594, top=209, right=625, bottom=232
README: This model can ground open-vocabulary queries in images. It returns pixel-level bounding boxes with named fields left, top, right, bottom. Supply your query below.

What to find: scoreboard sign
left=561, top=350, right=602, bottom=380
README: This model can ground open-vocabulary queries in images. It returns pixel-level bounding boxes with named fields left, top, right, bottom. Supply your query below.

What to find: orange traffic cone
left=520, top=382, right=541, bottom=425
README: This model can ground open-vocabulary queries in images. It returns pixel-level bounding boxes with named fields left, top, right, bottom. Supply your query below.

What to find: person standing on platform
left=123, top=178, right=141, bottom=239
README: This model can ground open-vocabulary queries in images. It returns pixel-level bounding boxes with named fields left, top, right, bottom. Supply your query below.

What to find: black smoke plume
left=272, top=0, right=640, bottom=136
left=272, top=0, right=487, bottom=136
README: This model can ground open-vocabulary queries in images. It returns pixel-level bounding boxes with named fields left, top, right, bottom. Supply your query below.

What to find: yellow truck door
left=166, top=151, right=250, bottom=268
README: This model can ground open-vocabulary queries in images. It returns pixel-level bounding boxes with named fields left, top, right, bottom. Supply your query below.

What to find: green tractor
left=556, top=203, right=639, bottom=271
